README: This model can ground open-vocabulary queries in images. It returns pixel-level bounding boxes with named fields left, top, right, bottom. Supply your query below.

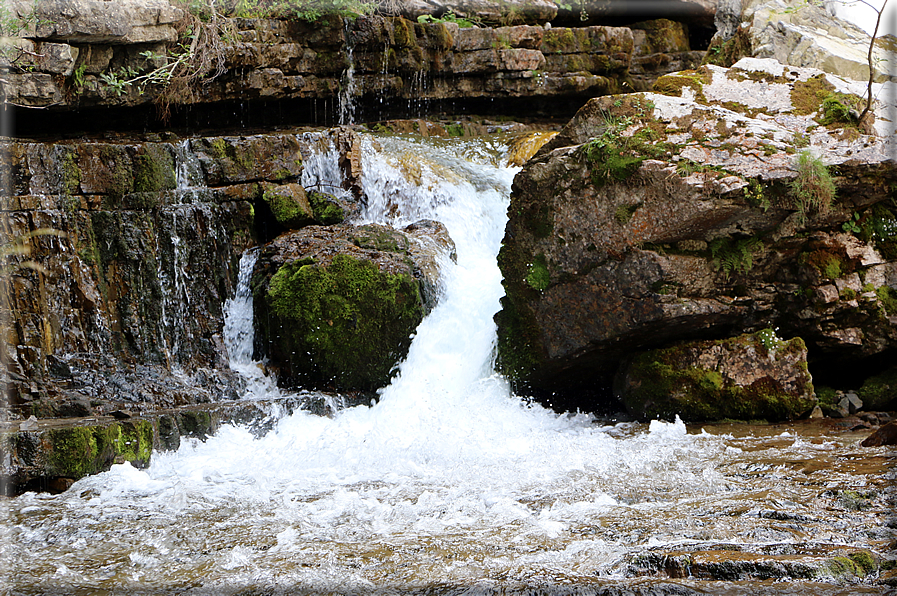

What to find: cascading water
left=2, top=132, right=892, bottom=595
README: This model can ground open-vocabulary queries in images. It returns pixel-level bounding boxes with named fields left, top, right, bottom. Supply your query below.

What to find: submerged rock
left=861, top=420, right=897, bottom=447
left=494, top=58, right=897, bottom=402
left=615, top=330, right=815, bottom=422
left=252, top=222, right=455, bottom=392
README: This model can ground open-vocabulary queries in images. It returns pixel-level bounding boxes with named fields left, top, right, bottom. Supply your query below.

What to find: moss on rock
left=262, top=183, right=315, bottom=229
left=308, top=190, right=346, bottom=224
left=857, top=366, right=897, bottom=411
left=133, top=144, right=176, bottom=193
left=617, top=331, right=816, bottom=422
left=45, top=420, right=153, bottom=481
left=265, top=253, right=423, bottom=390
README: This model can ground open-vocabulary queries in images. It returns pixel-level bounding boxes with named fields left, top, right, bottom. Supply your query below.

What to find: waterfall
left=338, top=19, right=358, bottom=126
left=223, top=248, right=259, bottom=373
left=4, top=132, right=883, bottom=593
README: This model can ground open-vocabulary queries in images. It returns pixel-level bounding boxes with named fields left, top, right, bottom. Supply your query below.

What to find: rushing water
left=1, top=133, right=894, bottom=595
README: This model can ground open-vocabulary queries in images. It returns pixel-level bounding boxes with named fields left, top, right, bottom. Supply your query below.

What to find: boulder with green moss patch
left=615, top=331, right=816, bottom=422
left=252, top=222, right=454, bottom=391
left=262, top=183, right=316, bottom=229
left=494, top=59, right=896, bottom=406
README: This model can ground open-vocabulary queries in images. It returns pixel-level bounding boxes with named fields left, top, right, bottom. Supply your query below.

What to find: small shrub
left=790, top=150, right=836, bottom=223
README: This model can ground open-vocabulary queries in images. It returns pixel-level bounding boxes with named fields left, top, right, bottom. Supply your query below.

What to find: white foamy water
left=3, top=133, right=892, bottom=594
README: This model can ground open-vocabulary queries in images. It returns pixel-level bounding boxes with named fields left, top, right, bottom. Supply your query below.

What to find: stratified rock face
left=615, top=331, right=815, bottom=421
left=252, top=222, right=454, bottom=392
left=0, top=132, right=319, bottom=417
left=3, top=5, right=634, bottom=111
left=495, top=58, right=897, bottom=398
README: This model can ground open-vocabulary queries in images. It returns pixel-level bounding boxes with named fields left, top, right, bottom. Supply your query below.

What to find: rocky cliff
left=2, top=0, right=713, bottom=133
left=495, top=58, right=897, bottom=415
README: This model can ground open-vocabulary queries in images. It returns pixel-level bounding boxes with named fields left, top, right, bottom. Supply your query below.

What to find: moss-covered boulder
left=252, top=222, right=453, bottom=391
left=615, top=330, right=816, bottom=422
left=494, top=58, right=897, bottom=408
left=262, top=183, right=315, bottom=229
left=3, top=419, right=154, bottom=493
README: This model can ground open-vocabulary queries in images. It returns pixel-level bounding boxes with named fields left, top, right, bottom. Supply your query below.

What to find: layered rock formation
left=494, top=58, right=897, bottom=415
left=0, top=0, right=718, bottom=131
left=707, top=0, right=897, bottom=83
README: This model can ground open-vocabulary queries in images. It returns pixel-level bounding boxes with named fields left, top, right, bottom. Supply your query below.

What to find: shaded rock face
left=0, top=132, right=321, bottom=419
left=494, top=58, right=897, bottom=404
left=5, top=9, right=634, bottom=112
left=615, top=331, right=815, bottom=421
left=251, top=221, right=454, bottom=392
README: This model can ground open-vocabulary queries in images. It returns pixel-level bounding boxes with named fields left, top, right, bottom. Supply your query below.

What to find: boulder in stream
left=494, top=57, right=897, bottom=409
left=252, top=222, right=455, bottom=392
left=615, top=330, right=815, bottom=422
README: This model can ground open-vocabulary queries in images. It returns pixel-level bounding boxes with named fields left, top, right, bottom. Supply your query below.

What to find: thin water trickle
left=2, top=133, right=893, bottom=595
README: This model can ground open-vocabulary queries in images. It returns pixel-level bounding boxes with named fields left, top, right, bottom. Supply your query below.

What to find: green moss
left=61, top=149, right=81, bottom=196
left=802, top=250, right=844, bottom=280
left=857, top=366, right=897, bottom=410
left=48, top=426, right=98, bottom=479
left=308, top=190, right=345, bottom=224
left=849, top=551, right=876, bottom=575
left=46, top=421, right=153, bottom=481
left=819, top=93, right=858, bottom=126
left=392, top=17, right=417, bottom=48
left=791, top=75, right=836, bottom=116
left=525, top=254, right=550, bottom=291
left=703, top=26, right=751, bottom=67
left=652, top=69, right=710, bottom=103
left=266, top=254, right=423, bottom=390
left=621, top=333, right=814, bottom=422
left=210, top=137, right=228, bottom=159
left=99, top=145, right=134, bottom=198
left=263, top=186, right=313, bottom=229
left=351, top=224, right=408, bottom=253
left=614, top=204, right=639, bottom=225
left=133, top=145, right=176, bottom=193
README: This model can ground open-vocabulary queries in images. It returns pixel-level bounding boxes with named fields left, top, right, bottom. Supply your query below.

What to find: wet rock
left=809, top=405, right=823, bottom=419
left=494, top=59, right=897, bottom=401
left=615, top=330, right=816, bottom=422
left=861, top=420, right=897, bottom=447
left=841, top=392, right=863, bottom=414
left=252, top=222, right=454, bottom=392
left=262, top=183, right=316, bottom=230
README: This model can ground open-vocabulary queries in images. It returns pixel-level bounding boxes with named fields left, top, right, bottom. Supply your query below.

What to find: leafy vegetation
left=709, top=236, right=763, bottom=279
left=790, top=150, right=836, bottom=223
left=417, top=9, right=478, bottom=28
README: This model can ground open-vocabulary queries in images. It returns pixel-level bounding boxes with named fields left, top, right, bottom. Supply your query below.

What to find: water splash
left=4, top=133, right=889, bottom=594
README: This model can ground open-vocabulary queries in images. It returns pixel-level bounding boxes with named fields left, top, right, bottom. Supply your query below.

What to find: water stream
left=1, top=133, right=893, bottom=595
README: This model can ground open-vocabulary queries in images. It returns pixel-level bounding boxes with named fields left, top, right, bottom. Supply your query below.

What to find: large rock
left=494, top=58, right=897, bottom=401
left=615, top=330, right=816, bottom=421
left=252, top=222, right=454, bottom=392
left=708, top=0, right=897, bottom=83
left=29, top=0, right=183, bottom=44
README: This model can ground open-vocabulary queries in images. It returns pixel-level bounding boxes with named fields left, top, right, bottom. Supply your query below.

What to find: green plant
left=709, top=236, right=763, bottom=279
left=790, top=150, right=836, bottom=223
left=842, top=212, right=861, bottom=234
left=744, top=178, right=770, bottom=211
left=757, top=327, right=783, bottom=351
left=418, top=9, right=478, bottom=28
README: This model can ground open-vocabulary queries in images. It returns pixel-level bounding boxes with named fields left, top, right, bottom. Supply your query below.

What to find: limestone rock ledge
left=494, top=58, right=897, bottom=410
